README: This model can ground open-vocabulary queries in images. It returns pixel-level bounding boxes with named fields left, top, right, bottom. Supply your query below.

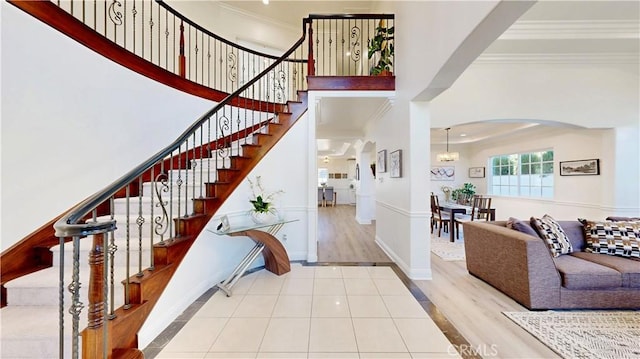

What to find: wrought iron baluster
left=137, top=176, right=144, bottom=277
left=149, top=165, right=155, bottom=270
left=108, top=197, right=117, bottom=318
left=58, top=236, right=65, bottom=359
left=149, top=1, right=153, bottom=64
left=124, top=185, right=131, bottom=309
left=69, top=235, right=83, bottom=359
left=169, top=149, right=174, bottom=239
left=194, top=30, right=199, bottom=84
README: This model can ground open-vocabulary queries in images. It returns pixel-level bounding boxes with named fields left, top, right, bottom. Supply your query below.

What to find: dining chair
left=324, top=187, right=335, bottom=207
left=318, top=188, right=325, bottom=207
left=430, top=194, right=450, bottom=236
left=454, top=196, right=492, bottom=239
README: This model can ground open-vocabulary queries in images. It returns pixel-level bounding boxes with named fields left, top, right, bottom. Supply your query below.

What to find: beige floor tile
left=308, top=353, right=359, bottom=359
left=393, top=318, right=453, bottom=353
left=373, top=278, right=411, bottom=296
left=367, top=266, right=398, bottom=279
left=315, top=266, right=343, bottom=278
left=313, top=278, right=346, bottom=295
left=197, top=292, right=244, bottom=318
left=360, top=353, right=412, bottom=359
left=343, top=278, right=379, bottom=295
left=230, top=273, right=259, bottom=295
left=161, top=318, right=228, bottom=353
left=340, top=266, right=371, bottom=278
left=308, top=318, right=358, bottom=353
left=287, top=265, right=316, bottom=278
left=280, top=277, right=314, bottom=295
left=352, top=318, right=407, bottom=353
left=232, top=295, right=278, bottom=317
left=382, top=295, right=429, bottom=318
left=248, top=274, right=286, bottom=295
left=156, top=351, right=206, bottom=358
left=272, top=295, right=313, bottom=317
left=347, top=295, right=390, bottom=318
left=205, top=353, right=256, bottom=358
left=259, top=318, right=311, bottom=352
left=311, top=295, right=350, bottom=317
left=410, top=352, right=462, bottom=359
left=209, top=318, right=270, bottom=352
left=256, top=353, right=307, bottom=358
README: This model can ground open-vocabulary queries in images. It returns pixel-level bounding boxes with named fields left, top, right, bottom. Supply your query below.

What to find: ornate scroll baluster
left=154, top=172, right=170, bottom=243
left=68, top=236, right=84, bottom=359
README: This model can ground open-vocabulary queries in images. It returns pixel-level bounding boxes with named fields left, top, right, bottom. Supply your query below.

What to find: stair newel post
left=179, top=19, right=186, bottom=78
left=82, top=232, right=113, bottom=359
left=307, top=19, right=315, bottom=77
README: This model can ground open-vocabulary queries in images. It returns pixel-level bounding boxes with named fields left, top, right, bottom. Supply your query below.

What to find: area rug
left=430, top=237, right=465, bottom=261
left=503, top=311, right=640, bottom=359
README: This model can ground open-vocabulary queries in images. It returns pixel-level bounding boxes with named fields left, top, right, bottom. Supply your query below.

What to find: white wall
left=1, top=3, right=212, bottom=250
left=139, top=113, right=311, bottom=347
left=429, top=144, right=474, bottom=201
left=465, top=127, right=623, bottom=221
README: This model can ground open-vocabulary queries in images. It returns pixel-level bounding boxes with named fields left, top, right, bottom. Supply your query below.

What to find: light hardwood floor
left=317, top=206, right=559, bottom=359
left=317, top=205, right=391, bottom=263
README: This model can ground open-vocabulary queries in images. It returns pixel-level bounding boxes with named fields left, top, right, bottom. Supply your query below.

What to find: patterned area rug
left=504, top=311, right=640, bottom=359
left=430, top=238, right=465, bottom=261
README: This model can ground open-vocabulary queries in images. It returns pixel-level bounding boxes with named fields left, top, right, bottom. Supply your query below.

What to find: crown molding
left=475, top=52, right=639, bottom=65
left=501, top=20, right=639, bottom=40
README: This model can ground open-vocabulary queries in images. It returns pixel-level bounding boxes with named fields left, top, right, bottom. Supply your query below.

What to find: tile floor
left=154, top=264, right=461, bottom=359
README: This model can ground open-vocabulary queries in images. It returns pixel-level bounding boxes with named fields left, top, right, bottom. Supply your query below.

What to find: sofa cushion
left=553, top=255, right=622, bottom=289
left=606, top=216, right=640, bottom=222
left=507, top=217, right=539, bottom=237
left=570, top=251, right=640, bottom=288
left=557, top=221, right=587, bottom=252
left=531, top=215, right=573, bottom=257
left=580, top=220, right=640, bottom=259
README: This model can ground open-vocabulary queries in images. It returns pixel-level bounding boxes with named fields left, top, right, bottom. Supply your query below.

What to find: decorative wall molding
left=501, top=20, right=640, bottom=40
left=475, top=52, right=639, bottom=65
left=376, top=200, right=430, bottom=219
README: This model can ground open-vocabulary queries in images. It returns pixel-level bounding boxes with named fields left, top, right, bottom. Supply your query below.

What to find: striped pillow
left=531, top=215, right=573, bottom=257
left=580, top=220, right=640, bottom=258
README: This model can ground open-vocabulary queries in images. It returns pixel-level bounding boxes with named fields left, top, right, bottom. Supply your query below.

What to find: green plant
left=451, top=183, right=476, bottom=202
left=367, top=19, right=394, bottom=75
left=248, top=176, right=283, bottom=213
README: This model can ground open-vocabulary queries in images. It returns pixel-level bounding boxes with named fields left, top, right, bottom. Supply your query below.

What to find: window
left=490, top=150, right=554, bottom=198
left=318, top=168, right=329, bottom=187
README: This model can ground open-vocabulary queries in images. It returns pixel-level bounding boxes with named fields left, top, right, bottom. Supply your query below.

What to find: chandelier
left=436, top=127, right=459, bottom=162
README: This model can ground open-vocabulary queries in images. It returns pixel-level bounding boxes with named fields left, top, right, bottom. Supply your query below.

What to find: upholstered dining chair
left=430, top=193, right=450, bottom=236
left=318, top=188, right=325, bottom=207
left=324, top=187, right=335, bottom=207
left=454, top=196, right=492, bottom=239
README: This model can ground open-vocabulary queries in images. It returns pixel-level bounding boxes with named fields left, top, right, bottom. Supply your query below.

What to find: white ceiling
left=218, top=0, right=639, bottom=155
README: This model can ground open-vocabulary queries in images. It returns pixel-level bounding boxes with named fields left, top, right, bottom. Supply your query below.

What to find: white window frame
left=489, top=150, right=554, bottom=198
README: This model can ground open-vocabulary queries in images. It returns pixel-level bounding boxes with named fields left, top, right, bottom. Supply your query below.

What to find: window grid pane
left=489, top=150, right=554, bottom=198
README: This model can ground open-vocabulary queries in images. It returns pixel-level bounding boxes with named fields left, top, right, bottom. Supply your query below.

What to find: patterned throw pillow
left=531, top=215, right=573, bottom=257
left=579, top=220, right=640, bottom=258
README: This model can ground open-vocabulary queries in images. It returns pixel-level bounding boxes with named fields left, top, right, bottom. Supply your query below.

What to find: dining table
left=439, top=202, right=496, bottom=242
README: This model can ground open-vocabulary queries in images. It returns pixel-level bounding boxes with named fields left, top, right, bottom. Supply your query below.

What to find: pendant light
left=437, top=127, right=459, bottom=162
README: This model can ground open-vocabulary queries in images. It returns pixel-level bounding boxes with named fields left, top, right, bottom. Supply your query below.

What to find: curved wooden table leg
left=229, top=229, right=290, bottom=275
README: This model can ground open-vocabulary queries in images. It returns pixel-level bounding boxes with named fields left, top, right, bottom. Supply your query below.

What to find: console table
left=210, top=218, right=296, bottom=296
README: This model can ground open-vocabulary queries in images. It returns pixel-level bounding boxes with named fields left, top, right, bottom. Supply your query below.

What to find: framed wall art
left=431, top=166, right=455, bottom=181
left=559, top=159, right=600, bottom=176
left=377, top=150, right=387, bottom=173
left=390, top=150, right=402, bottom=178
left=469, top=167, right=485, bottom=178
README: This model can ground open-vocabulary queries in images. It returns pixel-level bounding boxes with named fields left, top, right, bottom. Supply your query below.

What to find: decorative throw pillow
left=579, top=219, right=640, bottom=258
left=507, top=217, right=539, bottom=237
left=531, top=215, right=573, bottom=257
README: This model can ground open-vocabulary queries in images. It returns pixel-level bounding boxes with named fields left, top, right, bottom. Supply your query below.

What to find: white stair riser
left=140, top=182, right=206, bottom=199
left=113, top=198, right=194, bottom=216
left=1, top=335, right=78, bottom=359
left=6, top=284, right=126, bottom=308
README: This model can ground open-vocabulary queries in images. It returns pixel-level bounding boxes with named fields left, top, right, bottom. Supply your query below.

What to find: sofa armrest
left=462, top=221, right=561, bottom=309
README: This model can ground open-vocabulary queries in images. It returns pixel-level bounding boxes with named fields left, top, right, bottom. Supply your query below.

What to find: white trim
left=476, top=52, right=639, bottom=65
left=375, top=235, right=431, bottom=280
left=375, top=200, right=430, bottom=219
left=502, top=20, right=640, bottom=40
left=488, top=195, right=640, bottom=213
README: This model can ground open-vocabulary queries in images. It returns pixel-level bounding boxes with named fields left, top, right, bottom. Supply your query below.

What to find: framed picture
left=377, top=150, right=387, bottom=173
left=390, top=150, right=402, bottom=178
left=560, top=159, right=600, bottom=176
left=469, top=167, right=485, bottom=178
left=431, top=166, right=455, bottom=181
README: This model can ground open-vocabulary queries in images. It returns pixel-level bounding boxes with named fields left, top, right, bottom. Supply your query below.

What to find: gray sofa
left=462, top=220, right=640, bottom=310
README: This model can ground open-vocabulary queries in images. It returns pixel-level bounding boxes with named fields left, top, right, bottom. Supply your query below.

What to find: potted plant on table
left=367, top=19, right=394, bottom=76
left=451, top=183, right=476, bottom=205
left=248, top=176, right=284, bottom=224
